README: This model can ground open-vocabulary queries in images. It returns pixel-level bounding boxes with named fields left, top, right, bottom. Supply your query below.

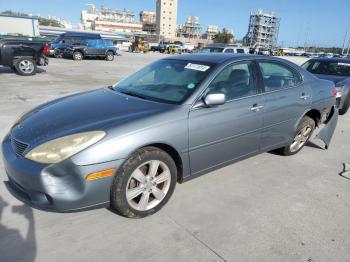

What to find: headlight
left=25, top=131, right=106, bottom=164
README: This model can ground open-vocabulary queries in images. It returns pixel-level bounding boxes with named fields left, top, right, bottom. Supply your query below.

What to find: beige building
left=156, top=0, right=177, bottom=38
left=140, top=11, right=156, bottom=34
left=81, top=4, right=142, bottom=33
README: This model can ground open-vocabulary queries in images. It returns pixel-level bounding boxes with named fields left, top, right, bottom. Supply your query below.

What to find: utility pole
left=342, top=28, right=348, bottom=55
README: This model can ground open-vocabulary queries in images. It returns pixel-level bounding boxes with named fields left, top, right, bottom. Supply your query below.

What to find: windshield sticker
left=187, top=83, right=196, bottom=89
left=338, top=63, right=350, bottom=66
left=185, top=63, right=210, bottom=72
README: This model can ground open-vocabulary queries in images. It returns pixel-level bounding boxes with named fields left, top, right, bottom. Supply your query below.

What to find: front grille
left=10, top=136, right=29, bottom=156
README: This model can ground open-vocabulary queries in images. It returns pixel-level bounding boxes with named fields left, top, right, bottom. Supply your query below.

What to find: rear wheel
left=339, top=95, right=350, bottom=115
left=72, top=51, right=83, bottom=61
left=106, top=51, right=114, bottom=61
left=110, top=147, right=177, bottom=218
left=279, top=116, right=315, bottom=156
left=14, top=58, right=37, bottom=76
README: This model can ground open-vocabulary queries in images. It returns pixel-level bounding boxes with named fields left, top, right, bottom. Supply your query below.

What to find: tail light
left=331, top=87, right=337, bottom=97
left=42, top=44, right=49, bottom=56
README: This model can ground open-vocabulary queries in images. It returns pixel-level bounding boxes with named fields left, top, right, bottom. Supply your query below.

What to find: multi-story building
left=177, top=16, right=201, bottom=39
left=140, top=11, right=156, bottom=34
left=156, top=0, right=177, bottom=38
left=243, top=9, right=280, bottom=49
left=81, top=4, right=142, bottom=33
left=204, top=25, right=219, bottom=40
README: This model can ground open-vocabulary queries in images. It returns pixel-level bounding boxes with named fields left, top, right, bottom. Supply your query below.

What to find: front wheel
left=105, top=51, right=114, bottom=61
left=72, top=51, right=83, bottom=61
left=110, top=147, right=177, bottom=218
left=279, top=116, right=315, bottom=156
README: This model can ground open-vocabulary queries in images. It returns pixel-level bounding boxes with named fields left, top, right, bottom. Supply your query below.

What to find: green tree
left=213, top=28, right=234, bottom=44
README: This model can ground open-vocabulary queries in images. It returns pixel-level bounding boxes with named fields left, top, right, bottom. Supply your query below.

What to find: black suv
left=63, top=39, right=117, bottom=61
left=49, top=32, right=101, bottom=58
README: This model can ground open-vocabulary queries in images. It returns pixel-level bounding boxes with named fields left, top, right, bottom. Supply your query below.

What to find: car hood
left=314, top=74, right=349, bottom=84
left=11, top=88, right=172, bottom=146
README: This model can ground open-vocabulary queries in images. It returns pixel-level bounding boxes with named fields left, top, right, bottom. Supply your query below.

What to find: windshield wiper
left=117, top=89, right=148, bottom=100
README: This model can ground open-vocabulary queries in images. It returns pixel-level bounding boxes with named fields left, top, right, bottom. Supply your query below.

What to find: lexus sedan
left=2, top=54, right=337, bottom=218
left=302, top=58, right=350, bottom=115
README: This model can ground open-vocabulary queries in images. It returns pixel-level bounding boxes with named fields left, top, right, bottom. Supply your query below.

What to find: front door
left=188, top=61, right=264, bottom=175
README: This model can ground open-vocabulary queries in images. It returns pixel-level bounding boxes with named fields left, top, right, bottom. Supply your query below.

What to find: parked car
left=167, top=44, right=182, bottom=54
left=302, top=58, right=350, bottom=115
left=158, top=41, right=171, bottom=53
left=2, top=54, right=337, bottom=218
left=0, top=38, right=49, bottom=76
left=199, top=44, right=248, bottom=54
left=63, top=39, right=117, bottom=61
left=49, top=32, right=101, bottom=58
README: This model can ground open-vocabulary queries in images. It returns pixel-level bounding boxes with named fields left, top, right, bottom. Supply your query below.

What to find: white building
left=81, top=4, right=142, bottom=33
left=0, top=14, right=40, bottom=36
left=156, top=0, right=178, bottom=38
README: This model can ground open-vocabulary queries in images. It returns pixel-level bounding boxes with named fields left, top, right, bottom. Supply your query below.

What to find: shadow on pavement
left=0, top=196, right=36, bottom=262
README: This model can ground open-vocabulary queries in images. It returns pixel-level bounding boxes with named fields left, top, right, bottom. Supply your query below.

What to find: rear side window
left=303, top=60, right=350, bottom=77
left=259, top=62, right=302, bottom=92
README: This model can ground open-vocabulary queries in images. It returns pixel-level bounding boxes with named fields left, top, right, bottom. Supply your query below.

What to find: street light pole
left=342, top=28, right=348, bottom=55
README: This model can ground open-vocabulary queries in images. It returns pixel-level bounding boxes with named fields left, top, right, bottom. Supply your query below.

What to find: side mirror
left=204, top=93, right=226, bottom=106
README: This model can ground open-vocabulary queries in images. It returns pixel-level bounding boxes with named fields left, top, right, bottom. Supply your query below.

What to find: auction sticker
left=185, top=63, right=210, bottom=72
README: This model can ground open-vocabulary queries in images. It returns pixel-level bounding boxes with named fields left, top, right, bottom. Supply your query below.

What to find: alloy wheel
left=18, top=60, right=34, bottom=74
left=290, top=125, right=312, bottom=152
left=126, top=160, right=171, bottom=211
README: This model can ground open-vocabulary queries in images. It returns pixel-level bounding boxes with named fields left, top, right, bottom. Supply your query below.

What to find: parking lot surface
left=0, top=53, right=349, bottom=262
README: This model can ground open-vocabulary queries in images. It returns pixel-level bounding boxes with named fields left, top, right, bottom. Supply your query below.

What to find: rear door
left=84, top=39, right=99, bottom=56
left=257, top=60, right=312, bottom=151
left=188, top=61, right=264, bottom=175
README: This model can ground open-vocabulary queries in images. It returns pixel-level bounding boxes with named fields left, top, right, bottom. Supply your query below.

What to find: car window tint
left=259, top=62, right=301, bottom=92
left=306, top=61, right=350, bottom=76
left=207, top=62, right=257, bottom=100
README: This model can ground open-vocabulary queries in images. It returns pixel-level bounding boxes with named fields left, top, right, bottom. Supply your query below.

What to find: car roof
left=164, top=53, right=289, bottom=65
left=62, top=32, right=101, bottom=38
left=309, top=57, right=350, bottom=63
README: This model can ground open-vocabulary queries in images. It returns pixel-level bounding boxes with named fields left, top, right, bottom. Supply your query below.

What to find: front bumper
left=1, top=134, right=124, bottom=212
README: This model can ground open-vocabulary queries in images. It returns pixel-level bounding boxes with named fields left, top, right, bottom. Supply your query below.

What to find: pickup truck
left=0, top=38, right=49, bottom=76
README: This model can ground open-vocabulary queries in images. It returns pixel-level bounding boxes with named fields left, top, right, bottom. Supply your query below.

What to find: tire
left=339, top=95, right=350, bottom=115
left=279, top=116, right=315, bottom=156
left=110, top=147, right=177, bottom=218
left=72, top=51, right=83, bottom=61
left=106, top=51, right=114, bottom=61
left=14, top=58, right=37, bottom=76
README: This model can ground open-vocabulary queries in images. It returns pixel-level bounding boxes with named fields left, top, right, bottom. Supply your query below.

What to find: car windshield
left=302, top=60, right=350, bottom=77
left=113, top=59, right=214, bottom=104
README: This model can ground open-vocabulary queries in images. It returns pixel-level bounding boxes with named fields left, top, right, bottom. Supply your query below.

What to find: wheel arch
left=304, top=109, right=321, bottom=126
left=137, top=143, right=184, bottom=183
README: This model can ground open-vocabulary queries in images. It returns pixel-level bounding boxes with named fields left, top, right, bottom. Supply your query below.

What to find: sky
left=1, top=0, right=350, bottom=47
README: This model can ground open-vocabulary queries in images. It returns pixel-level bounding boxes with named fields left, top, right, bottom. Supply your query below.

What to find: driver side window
left=207, top=62, right=257, bottom=100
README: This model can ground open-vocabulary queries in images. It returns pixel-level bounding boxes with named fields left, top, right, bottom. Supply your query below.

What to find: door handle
left=250, top=104, right=264, bottom=112
left=300, top=94, right=310, bottom=100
